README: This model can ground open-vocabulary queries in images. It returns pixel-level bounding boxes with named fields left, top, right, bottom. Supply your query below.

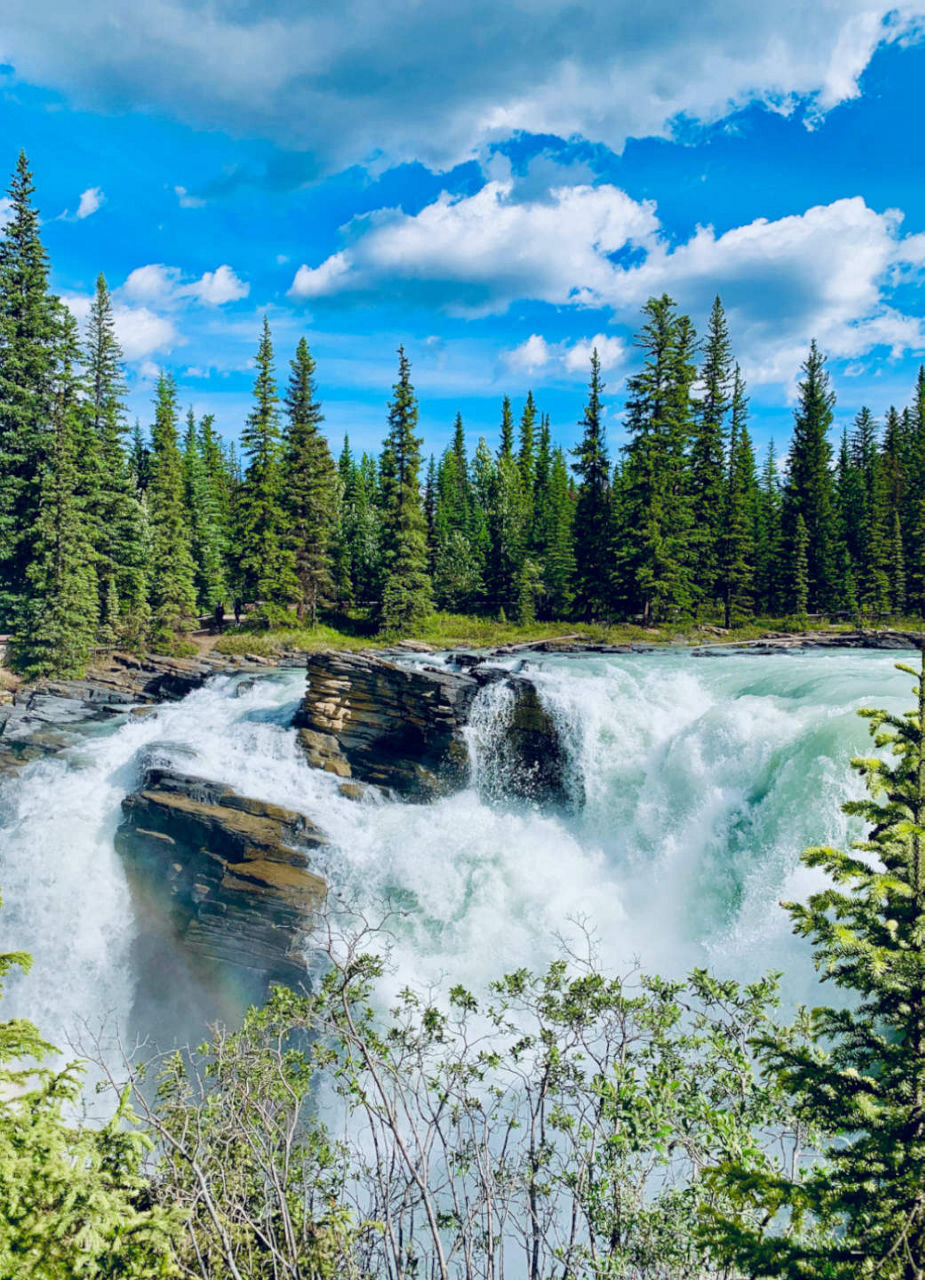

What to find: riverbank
left=210, top=610, right=925, bottom=660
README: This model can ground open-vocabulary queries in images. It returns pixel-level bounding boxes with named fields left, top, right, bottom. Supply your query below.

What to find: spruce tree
left=486, top=450, right=527, bottom=617
left=540, top=447, right=575, bottom=618
left=183, top=408, right=228, bottom=611
left=891, top=510, right=907, bottom=615
left=498, top=396, right=515, bottom=460
left=783, top=340, right=837, bottom=611
left=792, top=513, right=810, bottom=621
left=0, top=152, right=60, bottom=628
left=717, top=366, right=756, bottom=628
left=851, top=408, right=891, bottom=620
left=571, top=348, right=612, bottom=618
left=282, top=337, right=337, bottom=624
left=85, top=273, right=148, bottom=645
left=237, top=317, right=297, bottom=612
left=754, top=441, right=784, bottom=615
left=147, top=374, right=198, bottom=647
left=15, top=311, right=99, bottom=677
left=709, top=650, right=925, bottom=1276
left=378, top=347, right=432, bottom=632
left=518, top=390, right=537, bottom=516
left=618, top=297, right=698, bottom=623
left=692, top=295, right=733, bottom=608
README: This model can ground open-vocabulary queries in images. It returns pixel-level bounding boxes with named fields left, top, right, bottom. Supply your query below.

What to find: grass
left=212, top=609, right=914, bottom=660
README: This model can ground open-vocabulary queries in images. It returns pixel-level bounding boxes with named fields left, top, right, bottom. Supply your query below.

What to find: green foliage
left=783, top=340, right=837, bottom=611
left=693, top=295, right=734, bottom=605
left=183, top=409, right=229, bottom=612
left=0, top=153, right=60, bottom=631
left=283, top=337, right=338, bottom=623
left=571, top=348, right=612, bottom=618
left=147, top=374, right=198, bottom=648
left=618, top=296, right=698, bottom=623
left=14, top=312, right=99, bottom=677
left=378, top=347, right=432, bottom=632
left=86, top=273, right=148, bottom=646
left=237, top=317, right=298, bottom=608
left=0, top=891, right=178, bottom=1278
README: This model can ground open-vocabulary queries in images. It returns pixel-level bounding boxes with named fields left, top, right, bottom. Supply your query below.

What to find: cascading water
left=0, top=649, right=915, bottom=1061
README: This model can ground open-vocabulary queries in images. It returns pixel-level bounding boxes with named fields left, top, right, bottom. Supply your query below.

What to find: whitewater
left=0, top=647, right=914, bottom=1055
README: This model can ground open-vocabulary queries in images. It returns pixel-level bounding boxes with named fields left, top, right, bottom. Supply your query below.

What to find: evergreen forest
left=2, top=155, right=924, bottom=677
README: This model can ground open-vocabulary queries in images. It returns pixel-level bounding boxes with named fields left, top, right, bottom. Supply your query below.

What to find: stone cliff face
left=116, top=765, right=326, bottom=1020
left=293, top=650, right=578, bottom=807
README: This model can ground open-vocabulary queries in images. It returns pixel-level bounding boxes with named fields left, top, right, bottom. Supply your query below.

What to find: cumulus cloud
left=63, top=293, right=177, bottom=360
left=294, top=173, right=925, bottom=384
left=291, top=182, right=658, bottom=315
left=505, top=333, right=626, bottom=379
left=0, top=2, right=920, bottom=169
left=75, top=186, right=104, bottom=218
left=122, top=262, right=248, bottom=307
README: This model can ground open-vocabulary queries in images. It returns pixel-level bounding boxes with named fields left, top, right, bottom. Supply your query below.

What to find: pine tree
left=15, top=311, right=99, bottom=677
left=754, top=442, right=783, bottom=614
left=498, top=396, right=515, bottom=460
left=282, top=337, right=338, bottom=624
left=571, top=349, right=612, bottom=618
left=378, top=348, right=432, bottom=632
left=147, top=374, right=198, bottom=647
left=85, top=273, right=148, bottom=644
left=486, top=451, right=527, bottom=617
left=850, top=408, right=891, bottom=620
left=692, top=295, right=733, bottom=608
left=717, top=366, right=756, bottom=627
left=518, top=390, right=537, bottom=511
left=433, top=416, right=482, bottom=612
left=237, top=317, right=297, bottom=612
left=709, top=650, right=925, bottom=1276
left=0, top=152, right=61, bottom=628
left=183, top=408, right=228, bottom=611
left=783, top=340, right=837, bottom=611
left=618, top=298, right=698, bottom=623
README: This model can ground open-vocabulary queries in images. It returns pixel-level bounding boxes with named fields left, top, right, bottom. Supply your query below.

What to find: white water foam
left=0, top=649, right=915, bottom=1053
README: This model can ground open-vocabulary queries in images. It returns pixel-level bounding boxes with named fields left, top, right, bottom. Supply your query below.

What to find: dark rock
left=116, top=767, right=326, bottom=1015
left=294, top=649, right=574, bottom=806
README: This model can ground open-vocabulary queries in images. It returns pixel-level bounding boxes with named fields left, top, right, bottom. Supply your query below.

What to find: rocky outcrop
left=294, top=651, right=478, bottom=799
left=0, top=651, right=295, bottom=773
left=116, top=767, right=326, bottom=1013
left=294, top=649, right=575, bottom=806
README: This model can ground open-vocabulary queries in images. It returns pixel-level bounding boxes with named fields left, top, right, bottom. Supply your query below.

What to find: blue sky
left=2, top=1, right=925, bottom=459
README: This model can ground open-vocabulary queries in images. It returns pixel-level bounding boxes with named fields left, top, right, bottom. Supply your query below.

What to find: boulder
left=116, top=767, right=326, bottom=1016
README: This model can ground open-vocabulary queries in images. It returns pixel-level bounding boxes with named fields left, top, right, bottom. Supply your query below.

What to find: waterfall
left=0, top=649, right=914, bottom=1060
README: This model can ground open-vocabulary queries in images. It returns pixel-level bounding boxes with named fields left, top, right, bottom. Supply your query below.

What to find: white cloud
left=185, top=264, right=249, bottom=305
left=0, top=2, right=919, bottom=169
left=505, top=333, right=626, bottom=379
left=296, top=174, right=925, bottom=385
left=290, top=182, right=658, bottom=315
left=121, top=261, right=248, bottom=307
left=291, top=251, right=354, bottom=300
left=0, top=197, right=12, bottom=229
left=76, top=185, right=104, bottom=219
left=174, top=184, right=205, bottom=208
left=62, top=292, right=178, bottom=360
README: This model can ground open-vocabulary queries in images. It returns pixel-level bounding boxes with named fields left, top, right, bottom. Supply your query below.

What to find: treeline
left=3, top=151, right=925, bottom=679
left=5, top=660, right=925, bottom=1276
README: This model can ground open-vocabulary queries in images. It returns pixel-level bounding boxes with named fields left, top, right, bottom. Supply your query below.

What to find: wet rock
left=294, top=649, right=574, bottom=807
left=295, top=650, right=480, bottom=800
left=116, top=767, right=326, bottom=1008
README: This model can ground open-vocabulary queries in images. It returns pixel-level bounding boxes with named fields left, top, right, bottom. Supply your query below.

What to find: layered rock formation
left=116, top=766, right=326, bottom=1020
left=294, top=649, right=577, bottom=806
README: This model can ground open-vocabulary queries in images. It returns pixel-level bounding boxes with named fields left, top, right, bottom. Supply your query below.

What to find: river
left=0, top=647, right=913, bottom=1056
